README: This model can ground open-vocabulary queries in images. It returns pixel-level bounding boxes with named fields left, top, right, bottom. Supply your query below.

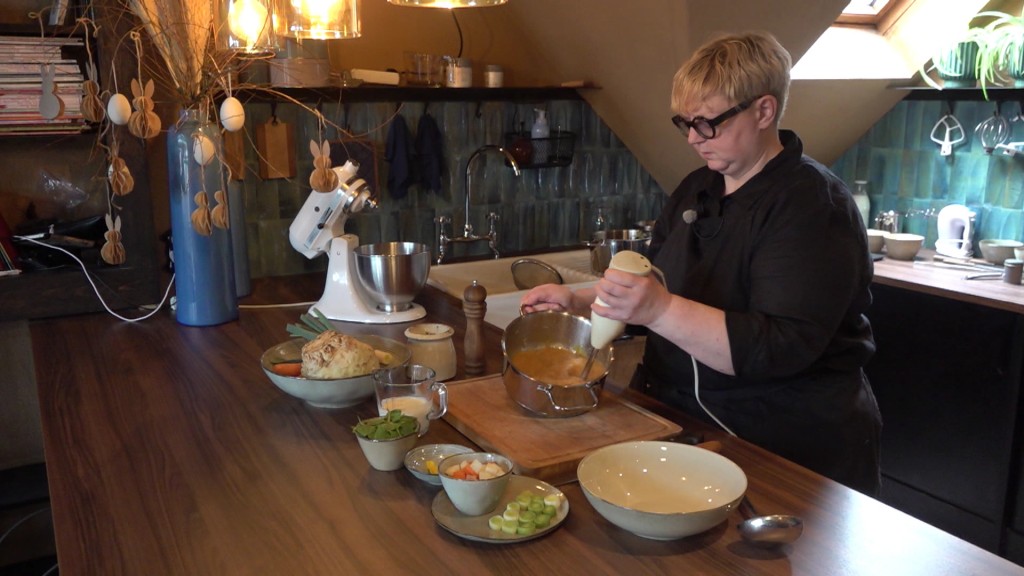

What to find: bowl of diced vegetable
left=405, top=444, right=475, bottom=486
left=439, top=452, right=514, bottom=516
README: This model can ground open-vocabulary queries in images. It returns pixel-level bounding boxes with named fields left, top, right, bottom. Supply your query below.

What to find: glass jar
left=404, top=323, right=457, bottom=381
left=446, top=58, right=472, bottom=88
left=484, top=64, right=503, bottom=88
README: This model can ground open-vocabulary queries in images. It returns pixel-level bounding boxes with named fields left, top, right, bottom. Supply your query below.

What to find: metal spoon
left=737, top=496, right=803, bottom=546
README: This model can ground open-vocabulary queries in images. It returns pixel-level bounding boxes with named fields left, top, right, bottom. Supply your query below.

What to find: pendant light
left=217, top=0, right=277, bottom=56
left=282, top=0, right=362, bottom=39
left=387, top=0, right=508, bottom=7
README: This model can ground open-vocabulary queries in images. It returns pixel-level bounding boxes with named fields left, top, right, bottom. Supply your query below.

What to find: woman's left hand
left=592, top=268, right=673, bottom=326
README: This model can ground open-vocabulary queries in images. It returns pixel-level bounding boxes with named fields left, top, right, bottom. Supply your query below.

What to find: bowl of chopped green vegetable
left=261, top=334, right=410, bottom=409
left=353, top=410, right=421, bottom=471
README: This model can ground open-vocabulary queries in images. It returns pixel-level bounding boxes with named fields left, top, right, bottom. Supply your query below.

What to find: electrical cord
left=692, top=355, right=737, bottom=437
left=0, top=506, right=51, bottom=550
left=451, top=11, right=463, bottom=57
left=13, top=235, right=175, bottom=323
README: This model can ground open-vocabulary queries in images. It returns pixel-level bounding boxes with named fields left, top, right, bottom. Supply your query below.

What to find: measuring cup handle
left=429, top=381, right=448, bottom=420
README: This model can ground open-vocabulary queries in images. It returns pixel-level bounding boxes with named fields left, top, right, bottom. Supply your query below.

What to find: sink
left=427, top=249, right=596, bottom=298
left=427, top=250, right=598, bottom=329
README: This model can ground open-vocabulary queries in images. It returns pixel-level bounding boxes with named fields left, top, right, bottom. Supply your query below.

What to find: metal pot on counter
left=588, top=229, right=651, bottom=274
left=501, top=310, right=613, bottom=418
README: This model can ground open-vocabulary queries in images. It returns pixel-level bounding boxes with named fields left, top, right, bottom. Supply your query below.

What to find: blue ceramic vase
left=167, top=108, right=238, bottom=326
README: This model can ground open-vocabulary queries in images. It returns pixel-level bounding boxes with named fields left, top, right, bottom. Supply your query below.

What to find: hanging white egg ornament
left=107, top=93, right=132, bottom=125
left=219, top=97, right=245, bottom=132
left=192, top=134, right=216, bottom=166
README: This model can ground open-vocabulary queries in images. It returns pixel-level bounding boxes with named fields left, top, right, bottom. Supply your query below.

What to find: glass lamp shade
left=387, top=0, right=507, bottom=5
left=282, top=0, right=362, bottom=39
left=216, top=0, right=277, bottom=56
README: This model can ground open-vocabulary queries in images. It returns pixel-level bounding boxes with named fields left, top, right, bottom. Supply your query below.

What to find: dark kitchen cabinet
left=866, top=283, right=1024, bottom=553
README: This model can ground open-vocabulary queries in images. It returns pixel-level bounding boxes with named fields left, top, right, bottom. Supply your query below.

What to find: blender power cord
left=692, top=355, right=737, bottom=437
left=13, top=235, right=175, bottom=323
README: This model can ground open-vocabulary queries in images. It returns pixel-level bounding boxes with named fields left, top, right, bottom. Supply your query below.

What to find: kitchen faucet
left=435, top=144, right=521, bottom=264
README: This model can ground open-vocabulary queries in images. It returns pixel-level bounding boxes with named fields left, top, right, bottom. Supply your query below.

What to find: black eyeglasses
left=671, top=97, right=759, bottom=140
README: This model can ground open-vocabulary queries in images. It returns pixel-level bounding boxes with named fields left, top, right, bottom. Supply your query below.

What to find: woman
left=521, top=31, right=882, bottom=495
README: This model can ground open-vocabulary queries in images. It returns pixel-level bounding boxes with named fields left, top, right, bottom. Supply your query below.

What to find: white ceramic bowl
left=577, top=441, right=747, bottom=540
left=866, top=229, right=886, bottom=254
left=438, top=452, right=514, bottom=516
left=883, top=233, right=924, bottom=261
left=356, top=432, right=419, bottom=472
left=979, top=239, right=1024, bottom=265
left=260, top=335, right=410, bottom=408
left=405, top=443, right=474, bottom=486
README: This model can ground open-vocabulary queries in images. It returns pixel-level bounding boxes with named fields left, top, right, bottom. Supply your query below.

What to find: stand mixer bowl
left=354, top=242, right=431, bottom=312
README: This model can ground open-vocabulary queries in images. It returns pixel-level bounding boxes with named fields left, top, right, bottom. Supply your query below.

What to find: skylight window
left=836, top=0, right=896, bottom=27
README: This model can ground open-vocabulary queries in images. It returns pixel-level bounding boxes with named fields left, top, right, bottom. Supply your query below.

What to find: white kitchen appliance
left=288, top=160, right=427, bottom=324
left=935, top=204, right=976, bottom=258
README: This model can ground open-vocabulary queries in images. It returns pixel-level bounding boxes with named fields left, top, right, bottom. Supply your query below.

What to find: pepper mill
left=463, top=281, right=487, bottom=376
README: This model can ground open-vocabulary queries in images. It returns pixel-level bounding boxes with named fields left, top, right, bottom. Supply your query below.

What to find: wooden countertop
left=31, top=274, right=1024, bottom=575
left=873, top=249, right=1024, bottom=315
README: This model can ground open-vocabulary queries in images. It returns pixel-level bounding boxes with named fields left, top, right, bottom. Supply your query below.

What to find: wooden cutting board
left=442, top=374, right=682, bottom=485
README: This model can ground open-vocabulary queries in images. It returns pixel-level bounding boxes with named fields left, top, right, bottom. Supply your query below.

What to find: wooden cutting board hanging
left=255, top=115, right=296, bottom=180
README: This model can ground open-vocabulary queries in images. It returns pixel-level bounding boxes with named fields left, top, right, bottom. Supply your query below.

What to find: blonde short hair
left=671, top=31, right=791, bottom=125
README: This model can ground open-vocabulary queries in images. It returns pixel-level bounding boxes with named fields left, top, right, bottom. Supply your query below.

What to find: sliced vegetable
left=271, top=362, right=302, bottom=377
left=487, top=489, right=560, bottom=535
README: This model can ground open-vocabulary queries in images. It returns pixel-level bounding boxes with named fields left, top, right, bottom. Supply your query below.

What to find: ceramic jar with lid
left=404, top=323, right=457, bottom=381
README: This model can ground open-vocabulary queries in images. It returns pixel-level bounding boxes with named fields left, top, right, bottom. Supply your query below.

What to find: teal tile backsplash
left=240, top=98, right=665, bottom=278
left=831, top=98, right=1024, bottom=248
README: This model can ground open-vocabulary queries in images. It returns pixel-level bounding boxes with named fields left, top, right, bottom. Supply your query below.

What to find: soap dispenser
left=531, top=108, right=550, bottom=164
left=852, top=180, right=871, bottom=228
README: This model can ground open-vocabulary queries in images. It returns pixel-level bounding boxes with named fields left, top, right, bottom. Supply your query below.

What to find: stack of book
left=0, top=35, right=88, bottom=136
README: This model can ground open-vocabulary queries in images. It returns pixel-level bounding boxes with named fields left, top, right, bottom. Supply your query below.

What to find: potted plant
left=920, top=31, right=987, bottom=90
left=352, top=410, right=420, bottom=471
left=973, top=7, right=1024, bottom=95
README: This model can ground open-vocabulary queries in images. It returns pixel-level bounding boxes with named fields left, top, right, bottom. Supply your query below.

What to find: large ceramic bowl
left=883, top=233, right=924, bottom=261
left=577, top=441, right=747, bottom=540
left=260, top=335, right=410, bottom=408
left=979, top=239, right=1024, bottom=265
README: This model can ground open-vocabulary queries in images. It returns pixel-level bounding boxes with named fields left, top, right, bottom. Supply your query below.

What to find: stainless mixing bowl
left=354, top=242, right=431, bottom=312
left=589, top=229, right=651, bottom=274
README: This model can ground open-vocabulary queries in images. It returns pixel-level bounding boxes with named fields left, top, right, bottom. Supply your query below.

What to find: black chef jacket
left=637, top=130, right=882, bottom=495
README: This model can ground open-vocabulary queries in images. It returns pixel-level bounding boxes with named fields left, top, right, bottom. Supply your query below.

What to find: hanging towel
left=416, top=113, right=444, bottom=192
left=385, top=115, right=413, bottom=199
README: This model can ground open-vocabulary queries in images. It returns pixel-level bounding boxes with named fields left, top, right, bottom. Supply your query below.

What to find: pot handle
left=535, top=383, right=600, bottom=413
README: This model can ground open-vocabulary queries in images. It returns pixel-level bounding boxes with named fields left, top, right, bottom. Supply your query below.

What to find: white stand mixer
left=288, top=160, right=427, bottom=324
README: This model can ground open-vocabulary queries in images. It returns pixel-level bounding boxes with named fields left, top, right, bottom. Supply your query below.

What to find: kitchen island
left=32, top=273, right=1023, bottom=575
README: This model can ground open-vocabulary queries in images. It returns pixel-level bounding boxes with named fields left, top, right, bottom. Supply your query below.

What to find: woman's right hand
left=520, top=284, right=580, bottom=315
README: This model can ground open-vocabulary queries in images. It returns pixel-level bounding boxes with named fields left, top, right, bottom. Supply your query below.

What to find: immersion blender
left=579, top=250, right=655, bottom=379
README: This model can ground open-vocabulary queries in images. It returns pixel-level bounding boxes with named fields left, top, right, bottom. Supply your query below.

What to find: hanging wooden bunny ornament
left=100, top=213, right=126, bottom=265
left=82, top=61, right=105, bottom=124
left=211, top=189, right=230, bottom=230
left=309, top=139, right=338, bottom=193
left=128, top=78, right=161, bottom=139
left=39, top=63, right=65, bottom=120
left=108, top=143, right=135, bottom=197
left=191, top=191, right=213, bottom=236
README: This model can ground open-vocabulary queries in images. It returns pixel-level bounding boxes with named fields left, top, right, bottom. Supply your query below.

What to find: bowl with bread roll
left=262, top=330, right=410, bottom=408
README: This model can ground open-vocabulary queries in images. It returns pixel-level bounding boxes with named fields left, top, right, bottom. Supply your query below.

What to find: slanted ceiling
left=338, top=0, right=905, bottom=191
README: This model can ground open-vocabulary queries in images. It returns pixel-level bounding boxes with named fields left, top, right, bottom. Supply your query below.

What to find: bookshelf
left=0, top=0, right=159, bottom=321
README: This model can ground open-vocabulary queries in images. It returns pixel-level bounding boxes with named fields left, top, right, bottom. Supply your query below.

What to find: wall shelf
left=896, top=86, right=1024, bottom=101
left=233, top=85, right=586, bottom=104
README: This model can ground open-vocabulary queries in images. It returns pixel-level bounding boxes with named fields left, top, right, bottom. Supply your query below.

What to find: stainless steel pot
left=588, top=229, right=650, bottom=274
left=501, top=310, right=613, bottom=418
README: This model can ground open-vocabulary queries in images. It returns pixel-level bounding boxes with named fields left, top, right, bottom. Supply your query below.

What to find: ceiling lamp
left=283, top=0, right=362, bottom=39
left=216, top=0, right=277, bottom=56
left=387, top=0, right=508, bottom=7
